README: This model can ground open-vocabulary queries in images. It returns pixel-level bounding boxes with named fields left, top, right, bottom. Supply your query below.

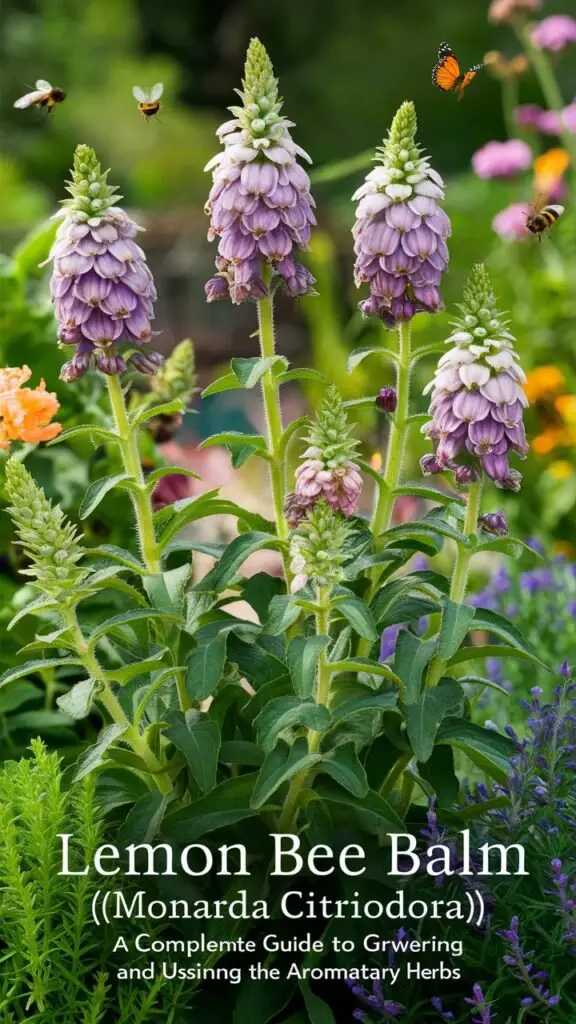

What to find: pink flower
left=562, top=99, right=576, bottom=133
left=489, top=0, right=541, bottom=24
left=472, top=140, right=532, bottom=179
left=531, top=15, right=576, bottom=52
left=492, top=203, right=530, bottom=242
left=516, top=100, right=576, bottom=135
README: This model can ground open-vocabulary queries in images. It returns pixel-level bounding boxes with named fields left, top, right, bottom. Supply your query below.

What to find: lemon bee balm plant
left=0, top=35, right=554, bottom=1022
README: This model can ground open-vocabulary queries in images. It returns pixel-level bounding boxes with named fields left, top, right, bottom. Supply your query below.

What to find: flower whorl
left=292, top=386, right=363, bottom=517
left=204, top=38, right=316, bottom=304
left=422, top=264, right=528, bottom=490
left=49, top=145, right=161, bottom=381
left=289, top=501, right=351, bottom=593
left=353, top=101, right=450, bottom=328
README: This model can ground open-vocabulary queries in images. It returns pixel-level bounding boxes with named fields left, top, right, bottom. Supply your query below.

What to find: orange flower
left=524, top=365, right=565, bottom=403
left=534, top=148, right=571, bottom=195
left=532, top=428, right=564, bottom=455
left=0, top=366, right=62, bottom=450
left=555, top=395, right=576, bottom=425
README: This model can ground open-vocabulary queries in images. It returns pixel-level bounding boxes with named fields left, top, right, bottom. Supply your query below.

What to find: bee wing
left=149, top=82, right=164, bottom=101
left=133, top=86, right=148, bottom=102
left=14, top=90, right=45, bottom=108
left=35, top=79, right=52, bottom=90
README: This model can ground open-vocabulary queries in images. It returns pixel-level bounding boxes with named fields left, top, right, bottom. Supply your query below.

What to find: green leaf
left=459, top=674, right=509, bottom=696
left=88, top=608, right=177, bottom=644
left=319, top=744, right=369, bottom=798
left=393, top=483, right=464, bottom=506
left=219, top=741, right=264, bottom=767
left=384, top=520, right=469, bottom=548
left=162, top=774, right=259, bottom=842
left=106, top=654, right=170, bottom=684
left=334, top=591, right=378, bottom=641
left=329, top=689, right=398, bottom=726
left=56, top=678, right=97, bottom=719
left=0, top=682, right=41, bottom=714
left=329, top=658, right=401, bottom=686
left=468, top=608, right=537, bottom=653
left=198, top=431, right=269, bottom=457
left=86, top=544, right=147, bottom=575
left=7, top=595, right=61, bottom=631
left=79, top=474, right=138, bottom=519
left=241, top=573, right=285, bottom=622
left=401, top=678, right=464, bottom=763
left=201, top=372, right=241, bottom=397
left=230, top=355, right=288, bottom=388
left=447, top=644, right=550, bottom=671
left=277, top=368, right=328, bottom=385
left=299, top=982, right=336, bottom=1024
left=315, top=781, right=404, bottom=832
left=130, top=399, right=185, bottom=431
left=254, top=697, right=327, bottom=752
left=251, top=739, right=321, bottom=808
left=393, top=632, right=437, bottom=703
left=194, top=532, right=284, bottom=594
left=265, top=594, right=302, bottom=635
left=47, top=424, right=120, bottom=447
left=186, top=631, right=228, bottom=702
left=0, top=658, right=82, bottom=690
left=165, top=715, right=221, bottom=793
left=144, top=466, right=201, bottom=492
left=437, top=718, right=514, bottom=782
left=143, top=563, right=192, bottom=613
left=117, top=791, right=167, bottom=847
left=287, top=635, right=330, bottom=699
left=234, top=977, right=295, bottom=1024
left=74, top=723, right=127, bottom=781
left=438, top=598, right=477, bottom=660
left=347, top=346, right=391, bottom=372
left=474, top=537, right=545, bottom=561
left=418, top=745, right=459, bottom=808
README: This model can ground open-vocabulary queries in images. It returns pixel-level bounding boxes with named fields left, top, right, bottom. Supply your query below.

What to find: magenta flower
left=352, top=100, right=450, bottom=328
left=532, top=15, right=576, bottom=52
left=204, top=38, right=316, bottom=305
left=48, top=146, right=161, bottom=381
left=422, top=264, right=528, bottom=490
left=472, top=139, right=532, bottom=179
left=492, top=203, right=530, bottom=241
left=293, top=386, right=362, bottom=518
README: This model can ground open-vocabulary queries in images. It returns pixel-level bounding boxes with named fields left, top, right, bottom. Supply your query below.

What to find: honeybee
left=14, top=80, right=66, bottom=112
left=132, top=83, right=163, bottom=119
left=526, top=196, right=565, bottom=237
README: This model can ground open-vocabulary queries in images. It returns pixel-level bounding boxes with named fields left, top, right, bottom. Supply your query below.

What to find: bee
left=132, top=83, right=163, bottom=119
left=14, top=79, right=66, bottom=112
left=526, top=195, right=565, bottom=237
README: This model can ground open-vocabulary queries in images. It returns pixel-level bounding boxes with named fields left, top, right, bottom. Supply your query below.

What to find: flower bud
left=376, top=386, right=398, bottom=413
left=130, top=350, right=165, bottom=376
left=454, top=464, right=481, bottom=485
left=479, top=510, right=509, bottom=536
left=420, top=454, right=443, bottom=475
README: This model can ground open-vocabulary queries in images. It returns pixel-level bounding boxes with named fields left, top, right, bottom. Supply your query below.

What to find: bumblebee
left=132, top=83, right=163, bottom=119
left=526, top=200, right=564, bottom=237
left=14, top=80, right=66, bottom=112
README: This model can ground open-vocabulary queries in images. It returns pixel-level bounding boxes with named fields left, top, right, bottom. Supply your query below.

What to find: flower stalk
left=515, top=22, right=576, bottom=163
left=371, top=320, right=412, bottom=544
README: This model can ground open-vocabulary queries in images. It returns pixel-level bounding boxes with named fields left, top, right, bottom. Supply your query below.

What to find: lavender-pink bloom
left=423, top=264, right=528, bottom=490
left=532, top=15, right=576, bottom=52
left=353, top=101, right=450, bottom=328
left=472, top=139, right=532, bottom=179
left=492, top=202, right=531, bottom=241
left=293, top=386, right=363, bottom=518
left=48, top=145, right=161, bottom=381
left=204, top=38, right=316, bottom=305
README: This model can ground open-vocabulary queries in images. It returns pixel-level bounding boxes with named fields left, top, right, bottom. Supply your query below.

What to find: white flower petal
left=385, top=183, right=412, bottom=201
left=415, top=181, right=444, bottom=199
left=459, top=363, right=490, bottom=388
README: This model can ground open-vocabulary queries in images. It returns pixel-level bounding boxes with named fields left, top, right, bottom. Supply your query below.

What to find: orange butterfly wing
left=432, top=44, right=461, bottom=93
left=456, top=65, right=483, bottom=101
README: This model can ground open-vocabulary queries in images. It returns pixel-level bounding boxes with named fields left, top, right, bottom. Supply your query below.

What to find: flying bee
left=132, top=83, right=163, bottom=119
left=14, top=80, right=66, bottom=112
left=526, top=195, right=565, bottom=238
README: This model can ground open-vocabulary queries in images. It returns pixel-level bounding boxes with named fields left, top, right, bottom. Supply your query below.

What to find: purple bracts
left=204, top=38, right=316, bottom=304
left=423, top=264, right=528, bottom=490
left=353, top=101, right=450, bottom=328
left=49, top=145, right=160, bottom=380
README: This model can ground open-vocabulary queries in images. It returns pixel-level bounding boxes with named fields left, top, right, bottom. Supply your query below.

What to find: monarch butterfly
left=432, top=43, right=484, bottom=101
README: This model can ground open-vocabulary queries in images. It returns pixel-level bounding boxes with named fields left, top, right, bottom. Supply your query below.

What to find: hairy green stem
left=65, top=609, right=172, bottom=795
left=277, top=585, right=332, bottom=830
left=371, top=320, right=412, bottom=545
left=515, top=21, right=576, bottom=163
left=379, top=751, right=413, bottom=797
left=106, top=375, right=161, bottom=573
left=502, top=77, right=519, bottom=141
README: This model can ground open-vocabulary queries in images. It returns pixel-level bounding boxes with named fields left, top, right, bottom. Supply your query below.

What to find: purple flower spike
left=423, top=264, right=528, bottom=489
left=294, top=386, right=362, bottom=517
left=204, top=38, right=316, bottom=305
left=49, top=145, right=161, bottom=381
left=353, top=101, right=450, bottom=328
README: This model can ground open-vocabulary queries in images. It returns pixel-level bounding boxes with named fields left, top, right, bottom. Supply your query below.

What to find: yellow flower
left=524, top=365, right=565, bottom=403
left=547, top=460, right=573, bottom=481
left=0, top=365, right=61, bottom=450
left=534, top=148, right=571, bottom=195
